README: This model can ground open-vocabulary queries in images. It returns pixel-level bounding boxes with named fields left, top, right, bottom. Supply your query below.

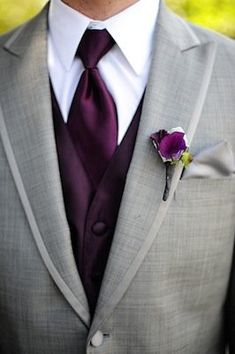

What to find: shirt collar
left=48, top=0, right=160, bottom=75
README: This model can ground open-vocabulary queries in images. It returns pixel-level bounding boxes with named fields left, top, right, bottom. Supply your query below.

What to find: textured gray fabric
left=0, top=1, right=235, bottom=353
left=183, top=141, right=235, bottom=179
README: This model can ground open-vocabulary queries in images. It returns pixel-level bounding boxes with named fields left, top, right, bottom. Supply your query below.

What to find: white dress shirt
left=48, top=0, right=159, bottom=144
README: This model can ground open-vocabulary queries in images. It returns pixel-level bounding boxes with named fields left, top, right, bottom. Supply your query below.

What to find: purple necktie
left=67, top=29, right=118, bottom=187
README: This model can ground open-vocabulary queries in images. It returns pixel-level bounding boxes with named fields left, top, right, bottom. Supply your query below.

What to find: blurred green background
left=0, top=0, right=235, bottom=38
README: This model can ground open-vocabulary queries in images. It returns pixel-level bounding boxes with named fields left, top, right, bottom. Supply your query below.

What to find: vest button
left=91, top=330, right=104, bottom=347
left=92, top=222, right=107, bottom=236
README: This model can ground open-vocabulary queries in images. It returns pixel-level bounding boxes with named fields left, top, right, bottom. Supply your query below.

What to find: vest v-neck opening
left=50, top=83, right=144, bottom=315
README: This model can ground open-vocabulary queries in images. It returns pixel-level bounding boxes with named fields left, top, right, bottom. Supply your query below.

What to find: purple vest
left=51, top=88, right=143, bottom=315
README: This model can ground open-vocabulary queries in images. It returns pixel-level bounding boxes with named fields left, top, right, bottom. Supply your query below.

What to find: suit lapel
left=90, top=2, right=217, bottom=337
left=0, top=6, right=90, bottom=326
left=0, top=1, right=217, bottom=334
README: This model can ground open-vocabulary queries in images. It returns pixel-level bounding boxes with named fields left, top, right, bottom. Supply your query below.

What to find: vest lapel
left=81, top=100, right=143, bottom=315
left=0, top=6, right=90, bottom=326
left=90, top=2, right=217, bottom=337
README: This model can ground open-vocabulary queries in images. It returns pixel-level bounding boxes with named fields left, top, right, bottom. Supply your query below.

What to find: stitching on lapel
left=88, top=40, right=217, bottom=340
left=0, top=104, right=90, bottom=328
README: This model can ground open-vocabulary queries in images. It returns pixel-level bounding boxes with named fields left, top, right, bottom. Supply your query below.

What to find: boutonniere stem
left=150, top=127, right=193, bottom=201
left=163, top=162, right=175, bottom=201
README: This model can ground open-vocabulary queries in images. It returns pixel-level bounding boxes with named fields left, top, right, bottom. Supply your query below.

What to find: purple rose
left=151, top=128, right=188, bottom=162
left=150, top=127, right=192, bottom=201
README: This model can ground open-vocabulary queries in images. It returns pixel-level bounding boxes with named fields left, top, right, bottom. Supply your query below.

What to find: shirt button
left=91, top=330, right=104, bottom=347
left=92, top=221, right=108, bottom=236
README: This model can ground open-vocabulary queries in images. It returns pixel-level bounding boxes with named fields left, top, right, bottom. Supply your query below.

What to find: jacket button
left=91, top=330, right=104, bottom=347
left=92, top=222, right=107, bottom=236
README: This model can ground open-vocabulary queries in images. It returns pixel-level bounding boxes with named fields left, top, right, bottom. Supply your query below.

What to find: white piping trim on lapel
left=187, top=42, right=217, bottom=143
left=163, top=42, right=217, bottom=202
left=177, top=16, right=201, bottom=49
left=88, top=40, right=217, bottom=342
left=0, top=104, right=90, bottom=328
left=4, top=23, right=28, bottom=55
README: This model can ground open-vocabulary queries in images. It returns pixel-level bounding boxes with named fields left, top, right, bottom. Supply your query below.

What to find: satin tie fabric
left=67, top=29, right=118, bottom=187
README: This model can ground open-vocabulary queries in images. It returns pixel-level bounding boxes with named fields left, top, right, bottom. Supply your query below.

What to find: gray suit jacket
left=0, top=1, right=235, bottom=353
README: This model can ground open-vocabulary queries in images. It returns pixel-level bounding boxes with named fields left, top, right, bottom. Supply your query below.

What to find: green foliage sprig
left=0, top=0, right=235, bottom=39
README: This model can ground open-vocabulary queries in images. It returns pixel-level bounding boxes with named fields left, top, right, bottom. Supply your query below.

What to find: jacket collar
left=1, top=0, right=216, bottom=335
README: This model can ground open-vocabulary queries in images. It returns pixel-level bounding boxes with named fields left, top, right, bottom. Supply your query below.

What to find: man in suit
left=0, top=0, right=235, bottom=352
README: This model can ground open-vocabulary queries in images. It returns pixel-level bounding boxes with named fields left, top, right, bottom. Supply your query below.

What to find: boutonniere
left=150, top=127, right=193, bottom=201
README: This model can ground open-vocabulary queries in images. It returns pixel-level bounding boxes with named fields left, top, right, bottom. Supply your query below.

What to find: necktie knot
left=77, top=29, right=115, bottom=69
